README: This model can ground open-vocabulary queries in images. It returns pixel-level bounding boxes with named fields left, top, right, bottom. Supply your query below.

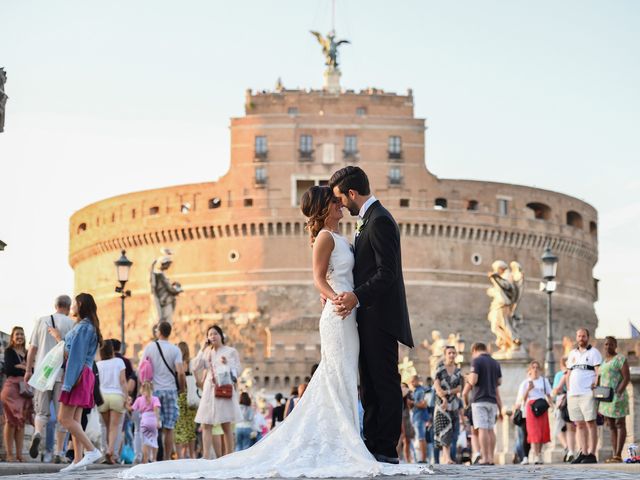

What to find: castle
left=69, top=56, right=598, bottom=389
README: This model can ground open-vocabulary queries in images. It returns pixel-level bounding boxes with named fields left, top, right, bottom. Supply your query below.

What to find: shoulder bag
left=155, top=341, right=180, bottom=391
left=531, top=378, right=550, bottom=417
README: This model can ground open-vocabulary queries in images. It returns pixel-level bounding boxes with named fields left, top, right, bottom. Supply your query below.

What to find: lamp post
left=114, top=250, right=133, bottom=354
left=540, top=247, right=559, bottom=379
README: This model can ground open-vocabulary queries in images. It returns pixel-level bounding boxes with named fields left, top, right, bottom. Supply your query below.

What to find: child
left=131, top=381, right=161, bottom=463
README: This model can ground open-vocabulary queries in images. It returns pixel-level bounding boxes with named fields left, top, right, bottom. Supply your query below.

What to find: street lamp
left=114, top=250, right=133, bottom=354
left=540, top=247, right=559, bottom=379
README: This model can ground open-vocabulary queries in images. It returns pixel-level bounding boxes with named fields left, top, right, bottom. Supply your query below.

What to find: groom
left=330, top=166, right=414, bottom=464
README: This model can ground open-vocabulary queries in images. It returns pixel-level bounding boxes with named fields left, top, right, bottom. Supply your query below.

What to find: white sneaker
left=75, top=449, right=102, bottom=469
left=520, top=456, right=529, bottom=465
left=534, top=455, right=543, bottom=465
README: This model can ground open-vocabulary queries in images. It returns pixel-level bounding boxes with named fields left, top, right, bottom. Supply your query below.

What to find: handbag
left=512, top=408, right=524, bottom=426
left=559, top=395, right=571, bottom=422
left=531, top=377, right=550, bottom=417
left=19, top=380, right=34, bottom=398
left=593, top=386, right=614, bottom=402
left=214, top=383, right=233, bottom=399
left=92, top=362, right=104, bottom=407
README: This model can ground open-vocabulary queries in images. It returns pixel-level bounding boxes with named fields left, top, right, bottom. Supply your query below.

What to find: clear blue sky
left=1, top=0, right=638, bottom=340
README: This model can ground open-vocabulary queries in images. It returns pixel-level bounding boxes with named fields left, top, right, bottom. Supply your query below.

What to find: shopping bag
left=186, top=374, right=201, bottom=408
left=28, top=341, right=65, bottom=392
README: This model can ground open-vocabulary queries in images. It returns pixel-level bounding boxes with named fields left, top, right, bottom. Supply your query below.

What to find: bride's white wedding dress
left=122, top=230, right=430, bottom=478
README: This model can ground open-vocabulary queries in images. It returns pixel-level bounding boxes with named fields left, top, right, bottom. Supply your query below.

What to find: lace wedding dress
left=122, top=230, right=430, bottom=478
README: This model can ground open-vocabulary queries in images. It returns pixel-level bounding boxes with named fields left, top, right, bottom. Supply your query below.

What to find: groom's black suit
left=353, top=200, right=414, bottom=459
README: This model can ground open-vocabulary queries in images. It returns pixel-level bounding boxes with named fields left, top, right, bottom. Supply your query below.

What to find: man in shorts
left=567, top=328, right=601, bottom=464
left=142, top=322, right=185, bottom=460
left=463, top=342, right=502, bottom=465
left=24, top=295, right=75, bottom=463
left=409, top=375, right=429, bottom=463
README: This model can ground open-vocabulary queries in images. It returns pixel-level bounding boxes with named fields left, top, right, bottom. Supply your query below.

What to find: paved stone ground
left=1, top=464, right=639, bottom=480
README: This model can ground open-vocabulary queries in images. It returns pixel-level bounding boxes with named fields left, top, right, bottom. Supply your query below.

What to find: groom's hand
left=334, top=292, right=358, bottom=318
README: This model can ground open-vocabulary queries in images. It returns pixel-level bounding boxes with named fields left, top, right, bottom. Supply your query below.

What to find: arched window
left=567, top=211, right=583, bottom=229
left=77, top=223, right=87, bottom=234
left=434, top=198, right=447, bottom=210
left=589, top=221, right=597, bottom=236
left=208, top=197, right=222, bottom=209
left=149, top=206, right=160, bottom=215
left=526, top=202, right=552, bottom=220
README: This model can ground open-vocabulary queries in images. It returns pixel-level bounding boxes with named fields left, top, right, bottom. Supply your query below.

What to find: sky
left=1, top=0, right=639, bottom=341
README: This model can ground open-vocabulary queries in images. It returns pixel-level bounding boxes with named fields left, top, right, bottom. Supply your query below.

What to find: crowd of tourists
left=0, top=295, right=633, bottom=467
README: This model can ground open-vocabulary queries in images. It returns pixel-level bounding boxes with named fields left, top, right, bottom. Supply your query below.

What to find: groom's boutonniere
left=355, top=219, right=366, bottom=235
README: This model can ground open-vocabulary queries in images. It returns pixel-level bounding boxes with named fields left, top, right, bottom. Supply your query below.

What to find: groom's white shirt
left=358, top=195, right=377, bottom=219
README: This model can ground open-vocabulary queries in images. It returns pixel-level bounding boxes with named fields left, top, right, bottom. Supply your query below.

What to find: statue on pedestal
left=310, top=30, right=350, bottom=69
left=150, top=248, right=182, bottom=325
left=0, top=68, right=8, bottom=133
left=487, top=260, right=525, bottom=357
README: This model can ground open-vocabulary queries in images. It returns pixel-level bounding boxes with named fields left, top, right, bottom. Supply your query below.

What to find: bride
left=122, top=186, right=430, bottom=478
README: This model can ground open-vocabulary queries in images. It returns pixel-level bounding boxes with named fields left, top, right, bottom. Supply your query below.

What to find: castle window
left=288, top=107, right=298, bottom=115
left=255, top=167, right=267, bottom=186
left=590, top=221, right=597, bottom=236
left=471, top=253, right=482, bottom=266
left=77, top=223, right=87, bottom=234
left=228, top=250, right=239, bottom=262
left=299, top=135, right=314, bottom=161
left=497, top=199, right=508, bottom=216
left=434, top=198, right=448, bottom=210
left=467, top=200, right=479, bottom=211
left=131, top=209, right=136, bottom=219
left=567, top=211, right=583, bottom=229
left=388, top=167, right=402, bottom=185
left=208, top=197, right=222, bottom=209
left=149, top=206, right=160, bottom=215
left=244, top=198, right=253, bottom=207
left=356, top=107, right=367, bottom=116
left=111, top=213, right=116, bottom=223
left=254, top=136, right=268, bottom=161
left=388, top=136, right=402, bottom=160
left=400, top=199, right=410, bottom=208
left=344, top=135, right=358, bottom=158
left=181, top=202, right=191, bottom=214
left=527, top=202, right=552, bottom=220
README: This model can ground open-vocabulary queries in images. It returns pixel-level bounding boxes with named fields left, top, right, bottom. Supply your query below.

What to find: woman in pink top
left=132, top=381, right=161, bottom=463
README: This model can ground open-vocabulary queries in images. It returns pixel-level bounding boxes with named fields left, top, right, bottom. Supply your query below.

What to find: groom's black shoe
left=374, top=453, right=400, bottom=464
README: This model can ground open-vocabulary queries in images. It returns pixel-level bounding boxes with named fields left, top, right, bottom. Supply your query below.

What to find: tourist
left=598, top=336, right=630, bottom=463
left=131, top=381, right=161, bottom=463
left=109, top=338, right=136, bottom=463
left=463, top=342, right=502, bottom=465
left=409, top=375, right=429, bottom=463
left=193, top=325, right=241, bottom=458
left=236, top=392, right=256, bottom=451
left=566, top=328, right=601, bottom=464
left=552, top=357, right=577, bottom=462
left=515, top=361, right=553, bottom=464
left=1, top=326, right=33, bottom=462
left=23, top=295, right=74, bottom=463
left=52, top=293, right=104, bottom=471
left=270, top=393, right=285, bottom=429
left=398, top=382, right=415, bottom=463
left=175, top=341, right=197, bottom=459
left=433, top=346, right=464, bottom=464
left=96, top=339, right=127, bottom=464
left=283, top=386, right=299, bottom=418
left=141, top=321, right=186, bottom=460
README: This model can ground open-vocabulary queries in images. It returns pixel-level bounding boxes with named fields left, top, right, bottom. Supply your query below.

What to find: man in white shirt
left=566, top=328, right=602, bottom=464
left=24, top=295, right=75, bottom=463
left=142, top=322, right=185, bottom=460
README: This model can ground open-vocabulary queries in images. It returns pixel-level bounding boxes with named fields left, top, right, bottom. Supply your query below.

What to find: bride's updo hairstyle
left=301, top=185, right=333, bottom=244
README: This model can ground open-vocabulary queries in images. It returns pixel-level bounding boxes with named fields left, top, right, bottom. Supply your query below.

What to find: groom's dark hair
left=329, top=166, right=370, bottom=195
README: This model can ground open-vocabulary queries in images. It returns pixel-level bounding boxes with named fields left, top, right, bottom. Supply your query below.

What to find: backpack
left=138, top=356, right=154, bottom=383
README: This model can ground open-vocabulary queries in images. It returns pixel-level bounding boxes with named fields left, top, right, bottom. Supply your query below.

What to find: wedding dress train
left=122, top=231, right=430, bottom=478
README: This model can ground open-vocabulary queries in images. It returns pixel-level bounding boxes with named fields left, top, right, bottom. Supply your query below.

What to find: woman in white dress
left=122, top=186, right=429, bottom=478
left=193, top=325, right=242, bottom=458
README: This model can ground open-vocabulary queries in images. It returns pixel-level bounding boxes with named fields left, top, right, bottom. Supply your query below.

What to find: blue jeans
left=236, top=427, right=253, bottom=451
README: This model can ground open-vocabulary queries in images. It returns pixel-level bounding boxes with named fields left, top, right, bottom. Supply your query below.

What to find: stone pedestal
left=323, top=68, right=341, bottom=94
left=494, top=357, right=531, bottom=464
